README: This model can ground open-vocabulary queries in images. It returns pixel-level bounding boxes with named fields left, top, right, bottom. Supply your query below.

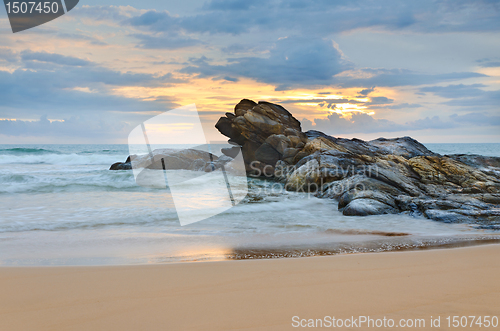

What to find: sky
left=0, top=0, right=499, bottom=144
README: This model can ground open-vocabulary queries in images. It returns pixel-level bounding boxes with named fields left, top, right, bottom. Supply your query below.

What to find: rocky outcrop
left=216, top=99, right=308, bottom=175
left=216, top=99, right=500, bottom=225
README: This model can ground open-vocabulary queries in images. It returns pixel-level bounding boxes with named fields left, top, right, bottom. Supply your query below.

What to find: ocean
left=0, top=143, right=499, bottom=266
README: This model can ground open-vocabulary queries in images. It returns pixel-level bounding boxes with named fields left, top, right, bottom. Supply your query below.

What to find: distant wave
left=324, top=228, right=410, bottom=236
left=0, top=147, right=60, bottom=154
left=0, top=153, right=127, bottom=166
left=0, top=169, right=151, bottom=194
left=0, top=210, right=178, bottom=233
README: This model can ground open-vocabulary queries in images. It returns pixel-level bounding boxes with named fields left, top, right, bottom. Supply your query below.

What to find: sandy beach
left=0, top=244, right=498, bottom=330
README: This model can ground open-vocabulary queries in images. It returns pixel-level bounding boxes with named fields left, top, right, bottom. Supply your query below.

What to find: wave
left=0, top=147, right=60, bottom=154
left=0, top=153, right=127, bottom=166
left=228, top=236, right=500, bottom=260
left=0, top=211, right=178, bottom=233
left=0, top=170, right=155, bottom=194
left=324, top=229, right=410, bottom=237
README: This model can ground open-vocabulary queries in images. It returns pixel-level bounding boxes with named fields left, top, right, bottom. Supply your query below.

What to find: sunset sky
left=1, top=0, right=499, bottom=144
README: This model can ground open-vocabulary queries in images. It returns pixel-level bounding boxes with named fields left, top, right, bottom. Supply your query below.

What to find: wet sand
left=1, top=244, right=499, bottom=330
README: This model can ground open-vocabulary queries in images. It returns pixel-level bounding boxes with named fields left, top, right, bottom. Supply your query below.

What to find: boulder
left=215, top=99, right=305, bottom=170
left=342, top=199, right=399, bottom=216
left=109, top=162, right=132, bottom=170
left=110, top=148, right=225, bottom=172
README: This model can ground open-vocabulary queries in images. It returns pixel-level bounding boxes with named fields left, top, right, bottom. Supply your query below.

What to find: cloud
left=20, top=50, right=93, bottom=67
left=0, top=115, right=134, bottom=141
left=302, top=112, right=406, bottom=134
left=420, top=84, right=487, bottom=98
left=365, top=96, right=393, bottom=105
left=336, top=69, right=486, bottom=88
left=0, top=69, right=175, bottom=116
left=420, top=84, right=500, bottom=109
left=405, top=116, right=456, bottom=130
left=112, top=1, right=500, bottom=37
left=357, top=87, right=375, bottom=96
left=302, top=109, right=500, bottom=135
left=55, top=32, right=108, bottom=46
left=444, top=90, right=500, bottom=107
left=476, top=58, right=500, bottom=68
left=0, top=50, right=182, bottom=118
left=478, top=61, right=500, bottom=68
left=74, top=5, right=140, bottom=22
left=131, top=32, right=203, bottom=49
left=180, top=36, right=351, bottom=90
left=221, top=43, right=269, bottom=55
left=382, top=103, right=422, bottom=110
left=181, top=45, right=485, bottom=89
left=279, top=98, right=362, bottom=105
left=203, top=0, right=269, bottom=11
left=0, top=48, right=18, bottom=63
left=450, top=112, right=500, bottom=126
left=276, top=94, right=395, bottom=110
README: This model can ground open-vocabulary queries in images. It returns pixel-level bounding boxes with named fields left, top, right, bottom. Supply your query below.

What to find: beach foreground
left=1, top=245, right=499, bottom=330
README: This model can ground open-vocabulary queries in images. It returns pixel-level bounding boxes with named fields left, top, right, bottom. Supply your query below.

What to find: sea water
left=0, top=144, right=499, bottom=265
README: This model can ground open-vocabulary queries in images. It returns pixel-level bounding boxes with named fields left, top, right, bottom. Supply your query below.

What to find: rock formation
left=110, top=148, right=232, bottom=172
left=216, top=99, right=500, bottom=225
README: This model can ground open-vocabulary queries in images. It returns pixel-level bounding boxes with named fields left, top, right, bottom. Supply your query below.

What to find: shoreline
left=1, top=244, right=499, bottom=330
left=1, top=233, right=499, bottom=266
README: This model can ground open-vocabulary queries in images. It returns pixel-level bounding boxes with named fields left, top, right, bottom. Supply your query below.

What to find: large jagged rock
left=216, top=99, right=307, bottom=173
left=216, top=99, right=500, bottom=225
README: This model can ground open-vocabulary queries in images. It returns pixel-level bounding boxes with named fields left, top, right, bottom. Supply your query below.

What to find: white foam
left=0, top=153, right=128, bottom=165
